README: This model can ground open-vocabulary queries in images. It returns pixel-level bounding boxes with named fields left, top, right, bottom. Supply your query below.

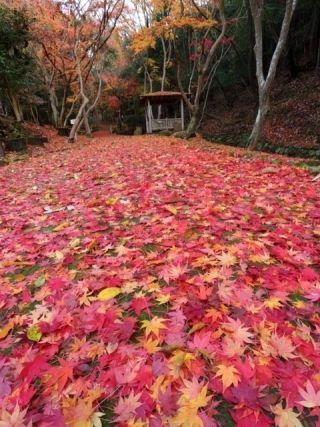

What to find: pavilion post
left=147, top=100, right=152, bottom=133
left=181, top=98, right=185, bottom=131
left=145, top=104, right=150, bottom=133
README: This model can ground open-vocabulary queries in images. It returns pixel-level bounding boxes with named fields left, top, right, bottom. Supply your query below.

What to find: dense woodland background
left=0, top=0, right=319, bottom=151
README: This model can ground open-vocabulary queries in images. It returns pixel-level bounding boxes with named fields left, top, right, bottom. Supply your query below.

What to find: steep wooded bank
left=201, top=70, right=320, bottom=158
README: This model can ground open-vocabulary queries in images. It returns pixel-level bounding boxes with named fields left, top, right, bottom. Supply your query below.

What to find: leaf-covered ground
left=0, top=135, right=320, bottom=427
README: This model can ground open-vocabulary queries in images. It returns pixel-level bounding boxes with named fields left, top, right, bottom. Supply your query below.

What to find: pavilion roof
left=140, top=91, right=190, bottom=104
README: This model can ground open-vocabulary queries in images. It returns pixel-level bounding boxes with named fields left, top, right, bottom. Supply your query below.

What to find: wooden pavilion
left=141, top=91, right=188, bottom=134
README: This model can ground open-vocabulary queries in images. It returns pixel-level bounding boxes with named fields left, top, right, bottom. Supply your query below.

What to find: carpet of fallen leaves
left=0, top=134, right=320, bottom=427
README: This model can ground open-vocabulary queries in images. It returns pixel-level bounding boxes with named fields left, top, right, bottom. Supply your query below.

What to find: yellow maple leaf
left=97, top=287, right=121, bottom=301
left=69, top=238, right=81, bottom=248
left=141, top=316, right=167, bottom=338
left=178, top=380, right=211, bottom=409
left=172, top=405, right=203, bottom=427
left=27, top=325, right=42, bottom=342
left=272, top=404, right=303, bottom=427
left=121, top=281, right=139, bottom=294
left=53, top=221, right=69, bottom=232
left=54, top=250, right=64, bottom=260
left=143, top=337, right=161, bottom=353
left=170, top=350, right=195, bottom=377
left=249, top=253, right=272, bottom=264
left=313, top=228, right=320, bottom=237
left=150, top=375, right=168, bottom=400
left=205, top=308, right=223, bottom=323
left=115, top=244, right=130, bottom=256
left=0, top=320, right=14, bottom=340
left=292, top=300, right=306, bottom=309
left=156, top=293, right=170, bottom=304
left=216, top=252, right=237, bottom=267
left=201, top=268, right=220, bottom=282
left=105, top=197, right=118, bottom=205
left=173, top=382, right=211, bottom=426
left=165, top=205, right=178, bottom=215
left=79, top=292, right=95, bottom=306
left=215, top=364, right=240, bottom=391
left=188, top=322, right=205, bottom=335
left=264, top=296, right=283, bottom=310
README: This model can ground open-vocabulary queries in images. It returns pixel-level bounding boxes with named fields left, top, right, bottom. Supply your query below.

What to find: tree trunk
left=44, top=71, right=59, bottom=127
left=185, top=110, right=199, bottom=138
left=83, top=108, right=92, bottom=137
left=8, top=91, right=23, bottom=122
left=58, top=84, right=68, bottom=127
left=64, top=95, right=79, bottom=127
left=310, top=1, right=320, bottom=65
left=69, top=40, right=89, bottom=143
left=176, top=0, right=226, bottom=139
left=248, top=0, right=298, bottom=149
left=248, top=95, right=269, bottom=149
left=0, top=142, right=5, bottom=160
left=49, top=85, right=59, bottom=127
left=68, top=95, right=89, bottom=143
left=30, top=106, right=39, bottom=124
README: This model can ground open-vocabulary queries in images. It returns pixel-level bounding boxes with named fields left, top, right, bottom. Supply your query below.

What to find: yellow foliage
left=141, top=316, right=167, bottom=337
left=0, top=320, right=14, bottom=340
left=132, top=27, right=156, bottom=54
left=97, top=287, right=121, bottom=301
left=215, top=364, right=240, bottom=391
left=131, top=0, right=217, bottom=55
left=170, top=350, right=195, bottom=377
left=272, top=404, right=303, bottom=427
left=27, top=325, right=42, bottom=342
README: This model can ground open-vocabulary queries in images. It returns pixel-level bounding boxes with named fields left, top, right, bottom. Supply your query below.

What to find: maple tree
left=132, top=0, right=229, bottom=137
left=64, top=0, right=125, bottom=142
left=0, top=132, right=320, bottom=425
left=30, top=0, right=78, bottom=129
left=5, top=0, right=125, bottom=138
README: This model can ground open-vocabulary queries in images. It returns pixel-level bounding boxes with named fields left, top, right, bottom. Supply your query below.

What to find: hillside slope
left=201, top=71, right=320, bottom=152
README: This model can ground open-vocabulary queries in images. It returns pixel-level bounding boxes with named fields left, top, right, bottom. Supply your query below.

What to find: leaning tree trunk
left=68, top=41, right=89, bottom=143
left=248, top=0, right=298, bottom=149
left=44, top=71, right=59, bottom=127
left=82, top=108, right=92, bottom=138
left=8, top=91, right=23, bottom=122
left=79, top=73, right=103, bottom=138
left=68, top=95, right=89, bottom=143
left=49, top=85, right=59, bottom=128
left=176, top=0, right=226, bottom=139
left=184, top=105, right=199, bottom=138
left=64, top=95, right=79, bottom=127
